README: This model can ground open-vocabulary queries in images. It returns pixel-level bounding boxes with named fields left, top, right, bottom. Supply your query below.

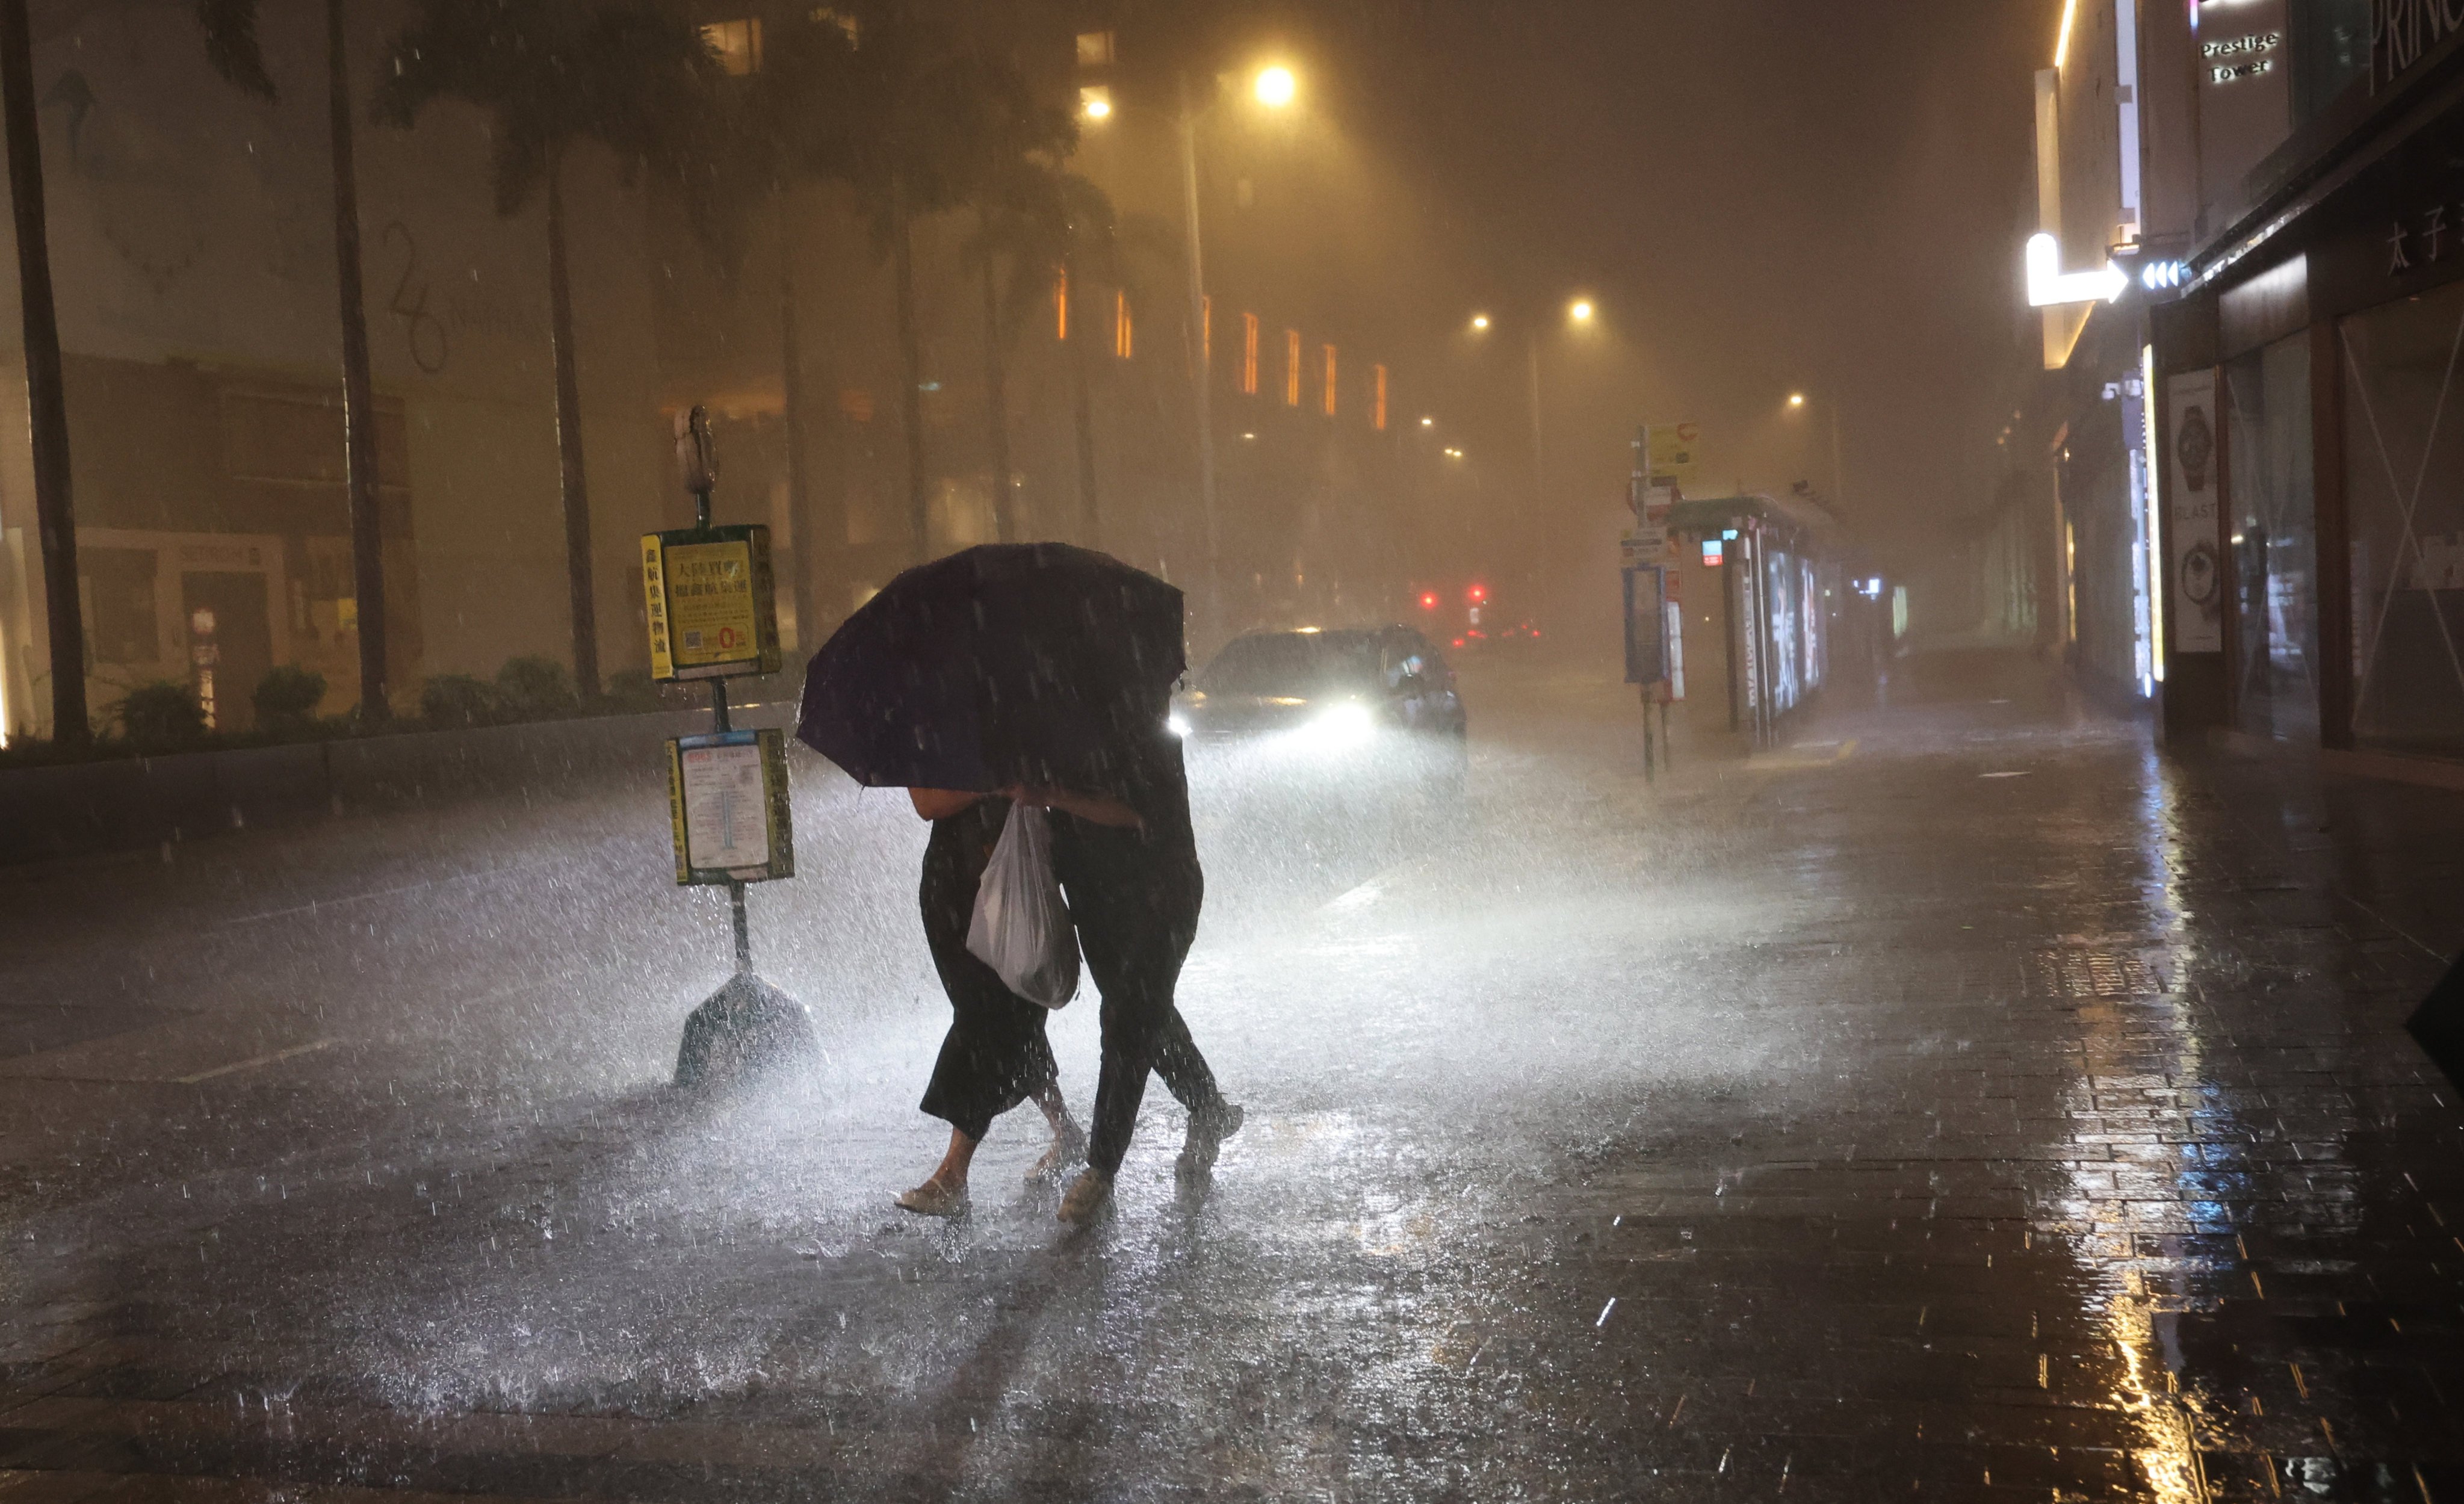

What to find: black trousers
left=1048, top=813, right=1225, bottom=1175
left=917, top=799, right=1059, bottom=1142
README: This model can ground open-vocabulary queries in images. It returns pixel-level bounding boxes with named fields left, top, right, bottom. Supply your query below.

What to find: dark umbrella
left=796, top=543, right=1185, bottom=796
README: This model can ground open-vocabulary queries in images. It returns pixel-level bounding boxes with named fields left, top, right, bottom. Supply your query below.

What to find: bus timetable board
left=642, top=524, right=781, bottom=681
left=666, top=729, right=794, bottom=885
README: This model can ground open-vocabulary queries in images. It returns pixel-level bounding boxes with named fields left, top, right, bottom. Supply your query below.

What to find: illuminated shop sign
left=2374, top=0, right=2464, bottom=91
left=2203, top=31, right=2282, bottom=82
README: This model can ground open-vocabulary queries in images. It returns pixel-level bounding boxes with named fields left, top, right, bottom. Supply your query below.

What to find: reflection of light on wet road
left=2050, top=744, right=2234, bottom=1502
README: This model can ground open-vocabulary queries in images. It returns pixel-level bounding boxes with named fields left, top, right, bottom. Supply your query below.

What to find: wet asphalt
left=2, top=647, right=2462, bottom=1502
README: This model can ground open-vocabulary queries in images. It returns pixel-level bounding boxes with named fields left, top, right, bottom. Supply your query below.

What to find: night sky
left=1291, top=0, right=2058, bottom=563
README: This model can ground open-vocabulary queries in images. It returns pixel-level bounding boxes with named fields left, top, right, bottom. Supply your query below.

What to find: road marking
left=175, top=1039, right=336, bottom=1085
left=216, top=856, right=572, bottom=927
left=1751, top=737, right=1859, bottom=772
left=1325, top=879, right=1384, bottom=912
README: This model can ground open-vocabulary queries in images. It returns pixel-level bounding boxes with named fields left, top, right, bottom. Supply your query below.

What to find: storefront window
left=2226, top=335, right=2319, bottom=743
left=2339, top=286, right=2464, bottom=760
left=2291, top=0, right=2371, bottom=128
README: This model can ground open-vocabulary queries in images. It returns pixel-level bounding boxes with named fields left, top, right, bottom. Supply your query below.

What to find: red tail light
left=1419, top=591, right=1438, bottom=610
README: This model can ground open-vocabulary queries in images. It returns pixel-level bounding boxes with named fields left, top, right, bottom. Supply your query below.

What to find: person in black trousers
left=1012, top=727, right=1242, bottom=1224
left=894, top=793, right=1086, bottom=1219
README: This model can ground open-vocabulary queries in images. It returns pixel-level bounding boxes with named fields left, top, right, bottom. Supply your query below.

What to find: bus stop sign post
left=1623, top=423, right=1682, bottom=781
left=650, top=406, right=818, bottom=1089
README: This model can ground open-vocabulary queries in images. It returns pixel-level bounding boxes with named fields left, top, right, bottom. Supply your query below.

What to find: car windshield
left=1199, top=632, right=1383, bottom=696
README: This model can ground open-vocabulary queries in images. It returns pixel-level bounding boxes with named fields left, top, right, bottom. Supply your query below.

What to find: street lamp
left=1783, top=390, right=1849, bottom=510
left=1079, top=58, right=1305, bottom=641
left=1464, top=296, right=1600, bottom=511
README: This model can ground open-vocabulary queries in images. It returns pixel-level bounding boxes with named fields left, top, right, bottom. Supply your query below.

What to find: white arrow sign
left=2025, top=232, right=2128, bottom=307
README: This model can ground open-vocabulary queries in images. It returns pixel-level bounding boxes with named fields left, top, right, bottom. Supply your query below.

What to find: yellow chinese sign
left=1647, top=422, right=1703, bottom=487
left=642, top=525, right=781, bottom=681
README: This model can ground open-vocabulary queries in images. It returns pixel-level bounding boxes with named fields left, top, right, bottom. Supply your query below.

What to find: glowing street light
left=1785, top=389, right=1851, bottom=512
left=1080, top=85, right=1113, bottom=121
left=1568, top=299, right=1595, bottom=323
left=1419, top=415, right=1435, bottom=427
left=1254, top=65, right=1296, bottom=108
left=1470, top=313, right=1491, bottom=332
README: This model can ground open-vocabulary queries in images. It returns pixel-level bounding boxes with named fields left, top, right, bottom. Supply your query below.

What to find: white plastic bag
left=965, top=803, right=1080, bottom=1008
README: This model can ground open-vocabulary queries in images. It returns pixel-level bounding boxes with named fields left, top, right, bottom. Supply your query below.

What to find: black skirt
left=916, top=798, right=1059, bottom=1141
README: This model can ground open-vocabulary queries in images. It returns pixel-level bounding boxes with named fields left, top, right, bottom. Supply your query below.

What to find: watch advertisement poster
left=2164, top=370, right=2225, bottom=654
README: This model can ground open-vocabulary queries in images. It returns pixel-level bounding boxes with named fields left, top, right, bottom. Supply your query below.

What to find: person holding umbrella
left=799, top=545, right=1243, bottom=1225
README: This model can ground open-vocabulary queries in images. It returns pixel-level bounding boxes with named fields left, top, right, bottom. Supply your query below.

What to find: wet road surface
left=2, top=649, right=2462, bottom=1501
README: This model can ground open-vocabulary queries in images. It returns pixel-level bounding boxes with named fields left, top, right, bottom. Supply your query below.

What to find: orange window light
left=1115, top=290, right=1133, bottom=359
left=1054, top=265, right=1069, bottom=341
left=1322, top=345, right=1338, bottom=416
left=1372, top=363, right=1388, bottom=430
left=1284, top=329, right=1302, bottom=406
left=1242, top=314, right=1259, bottom=394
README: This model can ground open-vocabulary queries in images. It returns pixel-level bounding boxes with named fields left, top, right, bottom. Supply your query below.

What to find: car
left=1171, top=625, right=1468, bottom=790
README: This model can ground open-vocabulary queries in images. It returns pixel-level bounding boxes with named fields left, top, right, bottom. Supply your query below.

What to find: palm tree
left=722, top=6, right=860, bottom=647
left=378, top=0, right=718, bottom=696
left=0, top=0, right=84, bottom=744
left=970, top=164, right=1126, bottom=546
left=958, top=132, right=1086, bottom=548
left=832, top=11, right=1069, bottom=563
left=196, top=0, right=392, bottom=721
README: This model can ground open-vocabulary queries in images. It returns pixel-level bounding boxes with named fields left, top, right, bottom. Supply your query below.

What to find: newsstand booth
left=2151, top=36, right=2464, bottom=789
left=1658, top=492, right=1855, bottom=752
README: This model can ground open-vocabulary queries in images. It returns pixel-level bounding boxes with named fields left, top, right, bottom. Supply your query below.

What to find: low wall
left=0, top=701, right=797, bottom=865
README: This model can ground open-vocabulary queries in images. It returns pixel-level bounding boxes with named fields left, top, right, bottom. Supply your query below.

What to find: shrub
left=600, top=667, right=680, bottom=713
left=113, top=681, right=206, bottom=746
left=495, top=655, right=578, bottom=719
left=252, top=664, right=327, bottom=733
left=419, top=673, right=500, bottom=728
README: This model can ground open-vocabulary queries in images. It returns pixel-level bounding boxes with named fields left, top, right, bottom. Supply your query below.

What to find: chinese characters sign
left=666, top=729, right=794, bottom=885
left=642, top=524, right=781, bottom=681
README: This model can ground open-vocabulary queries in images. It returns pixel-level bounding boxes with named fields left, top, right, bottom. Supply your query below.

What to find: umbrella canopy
left=796, top=543, right=1186, bottom=794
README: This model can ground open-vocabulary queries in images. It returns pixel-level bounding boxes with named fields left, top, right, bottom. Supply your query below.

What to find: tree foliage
left=375, top=0, right=720, bottom=214
left=193, top=0, right=276, bottom=100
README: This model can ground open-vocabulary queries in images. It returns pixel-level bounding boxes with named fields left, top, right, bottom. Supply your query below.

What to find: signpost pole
left=657, top=406, right=817, bottom=1089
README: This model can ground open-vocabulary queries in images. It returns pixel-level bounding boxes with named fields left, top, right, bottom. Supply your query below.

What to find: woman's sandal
left=894, top=1180, right=970, bottom=1219
left=1027, top=1121, right=1090, bottom=1183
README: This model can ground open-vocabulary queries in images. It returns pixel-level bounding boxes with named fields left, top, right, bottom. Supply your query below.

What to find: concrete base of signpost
left=673, top=972, right=819, bottom=1090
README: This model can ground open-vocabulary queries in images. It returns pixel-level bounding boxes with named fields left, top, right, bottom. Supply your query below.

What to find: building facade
left=2010, top=0, right=2464, bottom=782
left=0, top=2, right=1438, bottom=743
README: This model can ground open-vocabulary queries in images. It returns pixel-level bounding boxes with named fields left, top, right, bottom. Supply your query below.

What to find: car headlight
left=1166, top=712, right=1193, bottom=738
left=1308, top=701, right=1375, bottom=744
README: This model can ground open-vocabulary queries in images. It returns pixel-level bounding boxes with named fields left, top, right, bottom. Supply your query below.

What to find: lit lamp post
left=1784, top=390, right=1850, bottom=511
left=1080, top=58, right=1298, bottom=643
left=1466, top=296, right=1597, bottom=512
